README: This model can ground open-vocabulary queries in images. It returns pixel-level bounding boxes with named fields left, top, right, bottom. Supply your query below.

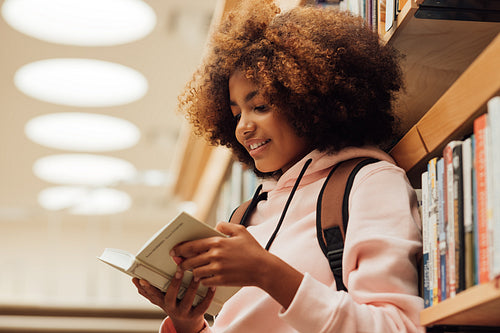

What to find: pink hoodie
left=161, top=147, right=424, bottom=333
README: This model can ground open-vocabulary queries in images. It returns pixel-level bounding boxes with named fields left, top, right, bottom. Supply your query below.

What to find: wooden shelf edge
left=390, top=126, right=428, bottom=172
left=390, top=33, right=500, bottom=174
left=420, top=278, right=500, bottom=327
left=417, top=33, right=500, bottom=154
left=382, top=0, right=418, bottom=44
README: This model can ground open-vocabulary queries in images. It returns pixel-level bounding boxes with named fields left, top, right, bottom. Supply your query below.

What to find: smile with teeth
left=249, top=139, right=270, bottom=151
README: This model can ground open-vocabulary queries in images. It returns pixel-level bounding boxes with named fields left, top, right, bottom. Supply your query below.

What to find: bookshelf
left=419, top=279, right=500, bottom=327
left=390, top=33, right=500, bottom=185
left=385, top=1, right=500, bottom=329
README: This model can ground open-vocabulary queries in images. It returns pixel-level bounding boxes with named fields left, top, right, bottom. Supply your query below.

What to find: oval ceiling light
left=14, top=58, right=148, bottom=107
left=25, top=112, right=141, bottom=152
left=33, top=154, right=136, bottom=186
left=38, top=186, right=131, bottom=215
left=1, top=0, right=156, bottom=46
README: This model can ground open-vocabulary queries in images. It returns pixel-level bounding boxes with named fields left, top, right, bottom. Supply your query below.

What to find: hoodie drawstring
left=263, top=158, right=312, bottom=251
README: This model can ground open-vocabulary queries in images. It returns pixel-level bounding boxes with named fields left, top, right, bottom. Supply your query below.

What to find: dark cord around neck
left=264, top=158, right=312, bottom=251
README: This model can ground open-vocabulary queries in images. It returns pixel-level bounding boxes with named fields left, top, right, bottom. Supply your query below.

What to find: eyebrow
left=229, top=90, right=259, bottom=106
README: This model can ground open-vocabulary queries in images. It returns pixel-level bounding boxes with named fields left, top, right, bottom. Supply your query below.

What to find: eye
left=253, top=105, right=267, bottom=112
left=233, top=113, right=241, bottom=123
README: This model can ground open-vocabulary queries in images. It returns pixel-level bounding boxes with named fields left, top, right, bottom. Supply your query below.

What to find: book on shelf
left=428, top=158, right=440, bottom=304
left=474, top=113, right=490, bottom=284
left=444, top=140, right=462, bottom=297
left=436, top=157, right=447, bottom=301
left=471, top=134, right=479, bottom=286
left=487, top=96, right=500, bottom=279
left=421, top=170, right=431, bottom=308
left=461, top=137, right=475, bottom=289
left=451, top=142, right=465, bottom=294
left=98, top=211, right=240, bottom=316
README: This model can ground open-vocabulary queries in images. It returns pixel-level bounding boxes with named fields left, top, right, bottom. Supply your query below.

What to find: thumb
left=215, top=221, right=241, bottom=236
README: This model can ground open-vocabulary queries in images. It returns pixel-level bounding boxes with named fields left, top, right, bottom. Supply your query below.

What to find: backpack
left=229, top=157, right=379, bottom=292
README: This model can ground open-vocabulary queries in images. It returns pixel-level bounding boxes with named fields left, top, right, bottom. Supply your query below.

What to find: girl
left=133, top=1, right=424, bottom=332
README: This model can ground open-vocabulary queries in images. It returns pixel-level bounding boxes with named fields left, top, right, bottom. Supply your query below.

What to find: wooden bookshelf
left=420, top=278, right=500, bottom=327
left=384, top=0, right=500, bottom=140
left=386, top=2, right=500, bottom=329
left=390, top=33, right=500, bottom=185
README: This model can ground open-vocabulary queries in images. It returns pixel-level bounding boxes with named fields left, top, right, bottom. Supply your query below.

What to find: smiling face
left=229, top=71, right=310, bottom=174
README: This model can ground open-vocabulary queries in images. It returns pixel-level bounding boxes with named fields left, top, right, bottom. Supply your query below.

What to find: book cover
left=452, top=142, right=465, bottom=294
left=471, top=134, right=479, bottom=286
left=436, top=157, right=447, bottom=300
left=428, top=157, right=440, bottom=303
left=444, top=141, right=462, bottom=297
left=421, top=170, right=431, bottom=308
left=462, top=137, right=474, bottom=289
left=474, top=114, right=490, bottom=284
left=487, top=97, right=500, bottom=279
left=98, top=211, right=240, bottom=316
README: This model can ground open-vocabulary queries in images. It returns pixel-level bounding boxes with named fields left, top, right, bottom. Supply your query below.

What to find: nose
left=236, top=111, right=255, bottom=137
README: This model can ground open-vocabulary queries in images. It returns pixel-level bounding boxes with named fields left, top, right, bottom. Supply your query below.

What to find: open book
left=98, top=211, right=240, bottom=316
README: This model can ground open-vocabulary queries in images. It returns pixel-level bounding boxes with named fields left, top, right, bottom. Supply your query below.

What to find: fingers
left=133, top=278, right=167, bottom=309
left=192, top=286, right=216, bottom=317
left=215, top=221, right=243, bottom=236
left=165, top=271, right=184, bottom=304
left=177, top=275, right=201, bottom=312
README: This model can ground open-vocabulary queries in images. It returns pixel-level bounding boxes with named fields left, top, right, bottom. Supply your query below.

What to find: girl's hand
left=171, top=222, right=269, bottom=288
left=132, top=273, right=215, bottom=333
left=171, top=222, right=303, bottom=309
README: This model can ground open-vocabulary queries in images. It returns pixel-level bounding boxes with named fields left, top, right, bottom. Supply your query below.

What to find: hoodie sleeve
left=279, top=162, right=425, bottom=333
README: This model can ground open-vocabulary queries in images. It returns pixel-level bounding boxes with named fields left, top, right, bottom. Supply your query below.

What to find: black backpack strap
left=229, top=184, right=267, bottom=227
left=316, top=158, right=379, bottom=291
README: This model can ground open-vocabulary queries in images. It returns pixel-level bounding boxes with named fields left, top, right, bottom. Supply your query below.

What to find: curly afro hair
left=178, top=0, right=403, bottom=174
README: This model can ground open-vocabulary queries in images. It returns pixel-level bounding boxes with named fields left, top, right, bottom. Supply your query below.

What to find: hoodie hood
left=261, top=146, right=395, bottom=193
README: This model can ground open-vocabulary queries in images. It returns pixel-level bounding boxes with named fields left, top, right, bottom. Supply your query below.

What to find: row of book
left=421, top=96, right=500, bottom=308
left=314, top=0, right=408, bottom=33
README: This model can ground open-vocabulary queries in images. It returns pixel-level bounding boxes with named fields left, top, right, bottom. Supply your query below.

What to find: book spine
left=471, top=135, right=479, bottom=286
left=462, top=137, right=475, bottom=289
left=428, top=158, right=440, bottom=303
left=487, top=97, right=500, bottom=279
left=452, top=143, right=465, bottom=294
left=444, top=142, right=457, bottom=297
left=474, top=113, right=490, bottom=284
left=422, top=170, right=431, bottom=308
left=437, top=157, right=447, bottom=300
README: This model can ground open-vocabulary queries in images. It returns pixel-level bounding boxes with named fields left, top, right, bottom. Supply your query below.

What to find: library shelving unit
left=172, top=0, right=500, bottom=328
left=385, top=0, right=500, bottom=330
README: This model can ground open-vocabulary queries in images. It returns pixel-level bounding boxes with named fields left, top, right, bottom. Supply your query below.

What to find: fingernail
left=175, top=270, right=183, bottom=279
left=172, top=256, right=183, bottom=265
left=194, top=276, right=199, bottom=282
left=211, top=287, right=216, bottom=292
left=139, top=279, right=148, bottom=287
left=169, top=249, right=175, bottom=257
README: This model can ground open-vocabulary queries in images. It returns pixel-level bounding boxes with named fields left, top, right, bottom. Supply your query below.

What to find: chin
left=255, top=164, right=281, bottom=175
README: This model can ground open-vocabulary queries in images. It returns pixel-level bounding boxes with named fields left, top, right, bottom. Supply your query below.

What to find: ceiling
left=0, top=0, right=219, bottom=225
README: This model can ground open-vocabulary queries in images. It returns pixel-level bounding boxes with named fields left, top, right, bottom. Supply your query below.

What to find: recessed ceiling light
left=1, top=0, right=156, bottom=46
left=14, top=58, right=148, bottom=107
left=33, top=154, right=136, bottom=186
left=25, top=112, right=141, bottom=152
left=38, top=186, right=131, bottom=215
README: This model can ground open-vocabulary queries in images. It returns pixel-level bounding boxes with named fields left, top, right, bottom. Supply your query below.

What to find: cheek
left=234, top=128, right=244, bottom=146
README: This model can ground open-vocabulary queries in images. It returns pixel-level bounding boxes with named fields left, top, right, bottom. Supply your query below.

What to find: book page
left=98, top=248, right=135, bottom=272
left=135, top=212, right=226, bottom=277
